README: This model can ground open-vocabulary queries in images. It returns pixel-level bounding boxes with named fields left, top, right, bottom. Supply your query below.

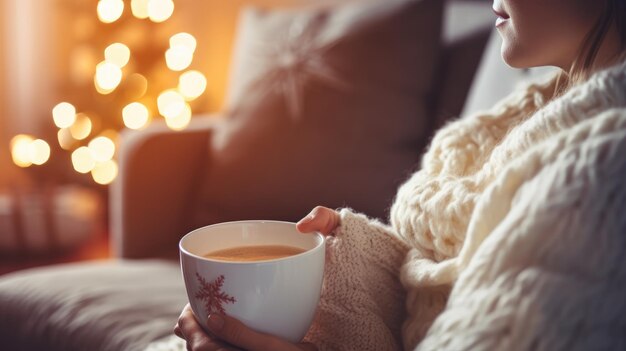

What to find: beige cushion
left=194, top=0, right=443, bottom=225
left=0, top=260, right=186, bottom=351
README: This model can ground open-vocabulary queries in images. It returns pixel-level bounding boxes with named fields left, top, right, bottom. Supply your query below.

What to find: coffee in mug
left=203, top=245, right=306, bottom=262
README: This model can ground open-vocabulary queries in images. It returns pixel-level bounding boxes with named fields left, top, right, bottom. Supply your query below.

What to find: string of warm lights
left=9, top=0, right=207, bottom=185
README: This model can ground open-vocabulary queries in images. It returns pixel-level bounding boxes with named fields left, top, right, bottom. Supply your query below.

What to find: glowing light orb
left=91, top=160, right=118, bottom=185
left=165, top=46, right=193, bottom=71
left=131, top=0, right=150, bottom=19
left=69, top=113, right=92, bottom=140
left=122, top=102, right=150, bottom=129
left=157, top=90, right=185, bottom=118
left=97, top=0, right=125, bottom=23
left=95, top=61, right=123, bottom=92
left=57, top=129, right=76, bottom=150
left=148, top=0, right=174, bottom=23
left=10, top=134, right=35, bottom=167
left=88, top=136, right=116, bottom=162
left=52, top=102, right=77, bottom=129
left=178, top=70, right=207, bottom=100
left=165, top=103, right=192, bottom=131
left=72, top=146, right=96, bottom=173
left=170, top=32, right=197, bottom=53
left=104, top=42, right=131, bottom=67
left=30, top=139, right=51, bottom=165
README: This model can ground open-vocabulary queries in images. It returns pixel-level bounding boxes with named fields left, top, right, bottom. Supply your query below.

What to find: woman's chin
left=500, top=44, right=533, bottom=69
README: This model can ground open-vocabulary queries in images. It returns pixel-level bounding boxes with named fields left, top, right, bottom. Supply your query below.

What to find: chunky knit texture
left=305, top=59, right=626, bottom=350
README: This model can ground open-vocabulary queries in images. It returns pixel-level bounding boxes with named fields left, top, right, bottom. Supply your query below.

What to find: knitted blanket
left=305, top=59, right=626, bottom=350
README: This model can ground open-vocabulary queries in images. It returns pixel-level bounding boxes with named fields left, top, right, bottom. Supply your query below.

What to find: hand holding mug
left=174, top=304, right=317, bottom=351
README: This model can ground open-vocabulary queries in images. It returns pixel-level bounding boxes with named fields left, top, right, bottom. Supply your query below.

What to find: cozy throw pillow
left=195, top=0, right=443, bottom=224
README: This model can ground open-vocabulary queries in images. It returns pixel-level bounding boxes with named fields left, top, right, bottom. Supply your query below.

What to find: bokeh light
left=157, top=90, right=185, bottom=118
left=72, top=147, right=96, bottom=173
left=165, top=103, right=192, bottom=131
left=10, top=134, right=35, bottom=167
left=165, top=46, right=193, bottom=71
left=148, top=0, right=174, bottom=23
left=91, top=160, right=119, bottom=185
left=88, top=136, right=116, bottom=162
left=97, top=0, right=125, bottom=23
left=52, top=102, right=77, bottom=129
left=104, top=42, right=131, bottom=67
left=131, top=0, right=150, bottom=19
left=70, top=113, right=93, bottom=140
left=30, top=139, right=51, bottom=165
left=95, top=61, right=123, bottom=92
left=178, top=70, right=207, bottom=100
left=122, top=102, right=150, bottom=129
left=57, top=129, right=76, bottom=150
left=170, top=33, right=197, bottom=53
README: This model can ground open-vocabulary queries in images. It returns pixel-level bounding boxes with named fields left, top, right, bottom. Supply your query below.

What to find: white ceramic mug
left=179, top=220, right=325, bottom=343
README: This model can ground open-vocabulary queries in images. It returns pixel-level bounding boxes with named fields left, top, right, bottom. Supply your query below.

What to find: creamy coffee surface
left=203, top=245, right=305, bottom=262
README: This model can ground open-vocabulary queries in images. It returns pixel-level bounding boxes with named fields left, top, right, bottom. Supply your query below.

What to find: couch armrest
left=110, top=115, right=218, bottom=259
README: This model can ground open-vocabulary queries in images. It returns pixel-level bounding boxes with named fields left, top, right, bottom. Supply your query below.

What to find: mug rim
left=179, top=220, right=325, bottom=265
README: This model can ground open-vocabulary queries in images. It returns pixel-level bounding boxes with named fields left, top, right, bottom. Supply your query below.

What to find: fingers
left=175, top=304, right=233, bottom=351
left=296, top=206, right=340, bottom=235
left=205, top=313, right=301, bottom=351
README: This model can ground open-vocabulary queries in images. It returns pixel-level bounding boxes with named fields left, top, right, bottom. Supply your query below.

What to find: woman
left=175, top=0, right=626, bottom=349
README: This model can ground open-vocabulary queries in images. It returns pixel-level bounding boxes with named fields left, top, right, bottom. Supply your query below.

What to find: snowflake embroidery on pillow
left=250, top=16, right=350, bottom=118
left=195, top=273, right=236, bottom=315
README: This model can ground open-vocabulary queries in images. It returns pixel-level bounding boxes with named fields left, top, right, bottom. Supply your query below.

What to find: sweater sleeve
left=303, top=208, right=411, bottom=350
left=416, top=110, right=626, bottom=351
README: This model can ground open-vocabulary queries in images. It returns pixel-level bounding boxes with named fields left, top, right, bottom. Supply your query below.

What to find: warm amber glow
left=91, top=160, right=118, bottom=185
left=165, top=46, right=193, bottom=71
left=165, top=103, right=192, bottom=131
left=30, top=139, right=51, bottom=165
left=126, top=73, right=149, bottom=99
left=97, top=0, right=125, bottom=23
left=52, top=102, right=77, bottom=129
left=57, top=129, right=76, bottom=150
left=170, top=32, right=197, bottom=53
left=72, top=147, right=96, bottom=173
left=71, top=46, right=98, bottom=83
left=88, top=136, right=116, bottom=162
left=178, top=70, right=207, bottom=100
left=10, top=134, right=35, bottom=167
left=131, top=0, right=150, bottom=19
left=148, top=0, right=174, bottom=23
left=157, top=90, right=185, bottom=118
left=104, top=42, right=131, bottom=67
left=70, top=113, right=92, bottom=140
left=95, top=61, right=123, bottom=92
left=123, top=102, right=150, bottom=129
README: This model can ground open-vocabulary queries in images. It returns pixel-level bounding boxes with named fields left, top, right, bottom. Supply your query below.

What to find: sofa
left=0, top=1, right=555, bottom=350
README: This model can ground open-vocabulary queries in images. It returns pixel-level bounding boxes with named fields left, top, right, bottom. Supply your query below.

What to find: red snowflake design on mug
left=195, top=273, right=237, bottom=315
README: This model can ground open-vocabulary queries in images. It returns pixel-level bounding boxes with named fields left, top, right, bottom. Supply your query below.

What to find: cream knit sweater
left=305, top=59, right=626, bottom=351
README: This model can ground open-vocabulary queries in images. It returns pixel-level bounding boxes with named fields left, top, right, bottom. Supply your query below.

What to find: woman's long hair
left=555, top=0, right=626, bottom=94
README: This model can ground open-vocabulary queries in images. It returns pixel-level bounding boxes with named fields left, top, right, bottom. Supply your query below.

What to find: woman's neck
left=587, top=23, right=622, bottom=73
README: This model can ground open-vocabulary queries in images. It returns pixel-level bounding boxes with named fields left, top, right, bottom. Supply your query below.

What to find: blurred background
left=0, top=0, right=302, bottom=271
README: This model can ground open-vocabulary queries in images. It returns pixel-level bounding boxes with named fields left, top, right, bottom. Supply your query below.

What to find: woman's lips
left=492, top=8, right=510, bottom=19
left=493, top=7, right=509, bottom=27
